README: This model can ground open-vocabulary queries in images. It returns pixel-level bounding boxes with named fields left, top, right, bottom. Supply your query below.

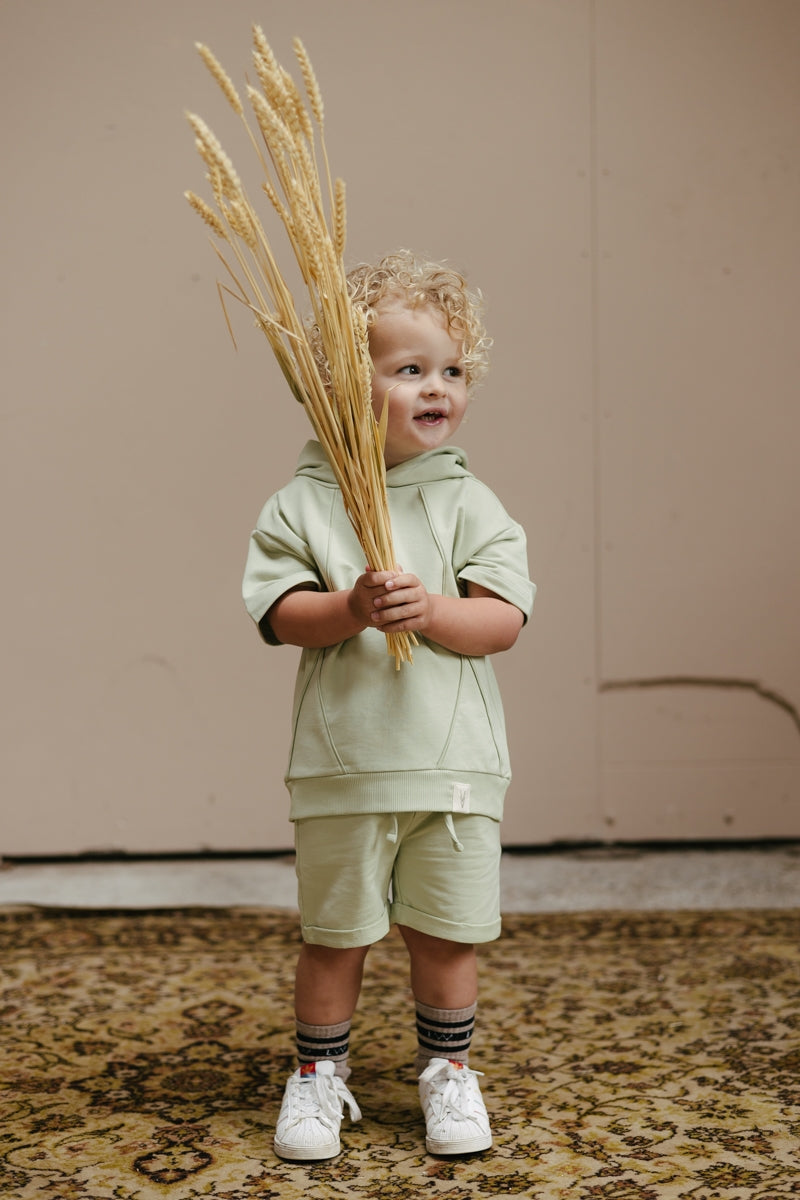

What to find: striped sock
left=296, top=1018, right=351, bottom=1080
left=414, top=1000, right=477, bottom=1076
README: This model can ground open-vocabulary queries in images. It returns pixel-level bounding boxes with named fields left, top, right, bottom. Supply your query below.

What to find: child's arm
left=372, top=574, right=524, bottom=656
left=266, top=571, right=400, bottom=649
left=269, top=570, right=523, bottom=655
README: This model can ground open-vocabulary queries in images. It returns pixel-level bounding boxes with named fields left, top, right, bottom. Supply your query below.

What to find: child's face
left=369, top=304, right=469, bottom=469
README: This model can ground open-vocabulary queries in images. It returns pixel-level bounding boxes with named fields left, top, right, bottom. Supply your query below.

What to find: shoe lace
left=287, top=1070, right=361, bottom=1129
left=420, top=1060, right=484, bottom=1122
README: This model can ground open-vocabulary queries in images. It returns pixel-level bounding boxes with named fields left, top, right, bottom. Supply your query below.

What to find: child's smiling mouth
left=415, top=410, right=447, bottom=424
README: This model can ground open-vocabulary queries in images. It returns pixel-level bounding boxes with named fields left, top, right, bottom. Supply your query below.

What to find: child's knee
left=301, top=941, right=371, bottom=964
left=399, top=926, right=475, bottom=961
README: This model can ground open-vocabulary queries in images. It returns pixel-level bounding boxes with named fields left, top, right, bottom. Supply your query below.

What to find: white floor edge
left=1, top=845, right=799, bottom=911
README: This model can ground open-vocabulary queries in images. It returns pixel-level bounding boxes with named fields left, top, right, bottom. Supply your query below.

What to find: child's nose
left=423, top=372, right=447, bottom=395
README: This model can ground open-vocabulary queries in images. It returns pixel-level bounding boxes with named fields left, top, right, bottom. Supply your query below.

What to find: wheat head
left=186, top=29, right=414, bottom=666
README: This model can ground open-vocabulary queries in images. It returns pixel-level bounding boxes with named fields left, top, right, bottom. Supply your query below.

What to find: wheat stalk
left=186, top=29, right=414, bottom=667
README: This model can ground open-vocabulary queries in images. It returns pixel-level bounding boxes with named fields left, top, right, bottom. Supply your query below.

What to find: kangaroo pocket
left=436, top=655, right=509, bottom=775
left=286, top=635, right=509, bottom=780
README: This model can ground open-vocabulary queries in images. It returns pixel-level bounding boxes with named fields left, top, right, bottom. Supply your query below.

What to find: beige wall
left=1, top=0, right=798, bottom=855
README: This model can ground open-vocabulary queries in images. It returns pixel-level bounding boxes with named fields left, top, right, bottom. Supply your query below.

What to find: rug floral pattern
left=1, top=907, right=799, bottom=1199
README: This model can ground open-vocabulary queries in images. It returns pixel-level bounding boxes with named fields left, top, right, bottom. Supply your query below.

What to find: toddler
left=242, top=250, right=535, bottom=1160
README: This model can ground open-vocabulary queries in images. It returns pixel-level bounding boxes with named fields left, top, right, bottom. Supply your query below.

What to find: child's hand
left=347, top=569, right=401, bottom=629
left=369, top=569, right=432, bottom=635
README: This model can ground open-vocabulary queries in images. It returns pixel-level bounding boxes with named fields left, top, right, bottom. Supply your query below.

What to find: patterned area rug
left=1, top=907, right=799, bottom=1199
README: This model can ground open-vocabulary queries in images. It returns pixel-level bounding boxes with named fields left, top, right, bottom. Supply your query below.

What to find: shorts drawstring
left=444, top=813, right=464, bottom=853
left=386, top=814, right=464, bottom=852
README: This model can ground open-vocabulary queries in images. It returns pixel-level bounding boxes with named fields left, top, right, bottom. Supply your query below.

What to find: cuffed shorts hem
left=300, top=910, right=391, bottom=949
left=390, top=901, right=501, bottom=944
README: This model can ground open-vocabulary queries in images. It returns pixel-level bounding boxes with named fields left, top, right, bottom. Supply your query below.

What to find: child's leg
left=399, top=927, right=478, bottom=1073
left=274, top=943, right=370, bottom=1162
left=274, top=814, right=395, bottom=1161
left=400, top=926, right=491, bottom=1155
left=398, top=926, right=476, bottom=1008
left=391, top=814, right=498, bottom=1155
left=293, top=942, right=370, bottom=1078
left=292, top=813, right=395, bottom=1076
left=391, top=812, right=500, bottom=1074
left=295, top=942, right=370, bottom=1025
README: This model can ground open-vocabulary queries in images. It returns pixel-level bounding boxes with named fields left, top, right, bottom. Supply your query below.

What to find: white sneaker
left=273, top=1060, right=361, bottom=1161
left=418, top=1058, right=493, bottom=1155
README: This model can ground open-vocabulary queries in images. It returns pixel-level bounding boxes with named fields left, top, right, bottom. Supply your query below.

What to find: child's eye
left=399, top=364, right=421, bottom=375
left=444, top=366, right=464, bottom=378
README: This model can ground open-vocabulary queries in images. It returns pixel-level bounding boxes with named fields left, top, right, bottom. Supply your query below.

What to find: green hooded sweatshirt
left=243, top=441, right=535, bottom=821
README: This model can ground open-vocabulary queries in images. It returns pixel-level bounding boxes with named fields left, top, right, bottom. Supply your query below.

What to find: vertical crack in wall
left=599, top=676, right=800, bottom=739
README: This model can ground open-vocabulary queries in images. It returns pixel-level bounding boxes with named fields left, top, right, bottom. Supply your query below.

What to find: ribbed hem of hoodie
left=286, top=769, right=508, bottom=821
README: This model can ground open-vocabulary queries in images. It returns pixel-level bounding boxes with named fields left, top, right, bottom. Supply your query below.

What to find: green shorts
left=294, top=811, right=502, bottom=948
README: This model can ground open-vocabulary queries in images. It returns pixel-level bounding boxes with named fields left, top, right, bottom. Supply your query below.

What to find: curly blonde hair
left=308, top=249, right=491, bottom=393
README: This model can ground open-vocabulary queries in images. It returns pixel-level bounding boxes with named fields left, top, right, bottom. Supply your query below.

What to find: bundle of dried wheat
left=185, top=28, right=414, bottom=667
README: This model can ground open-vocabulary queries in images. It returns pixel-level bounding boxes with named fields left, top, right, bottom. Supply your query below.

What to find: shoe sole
left=426, top=1132, right=492, bottom=1155
left=273, top=1137, right=340, bottom=1161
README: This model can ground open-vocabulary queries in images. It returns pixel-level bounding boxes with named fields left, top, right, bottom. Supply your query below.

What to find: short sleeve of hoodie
left=454, top=480, right=536, bottom=622
left=242, top=492, right=323, bottom=644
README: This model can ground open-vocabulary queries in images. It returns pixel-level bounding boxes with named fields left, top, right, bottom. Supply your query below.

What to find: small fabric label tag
left=452, top=782, right=471, bottom=813
left=299, top=1062, right=316, bottom=1077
